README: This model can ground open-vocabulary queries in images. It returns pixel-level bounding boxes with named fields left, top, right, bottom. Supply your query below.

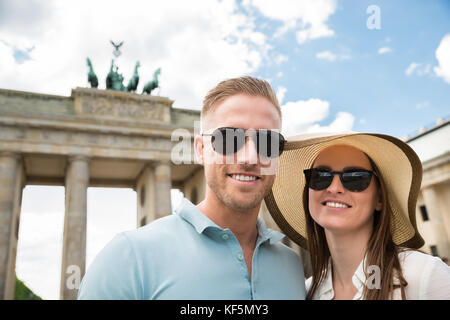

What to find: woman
left=265, top=132, right=450, bottom=299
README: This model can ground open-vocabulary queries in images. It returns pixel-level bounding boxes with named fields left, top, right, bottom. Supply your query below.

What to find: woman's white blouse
left=305, top=250, right=450, bottom=300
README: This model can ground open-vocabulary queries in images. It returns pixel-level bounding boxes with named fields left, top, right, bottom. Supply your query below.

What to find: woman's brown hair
left=305, top=155, right=409, bottom=300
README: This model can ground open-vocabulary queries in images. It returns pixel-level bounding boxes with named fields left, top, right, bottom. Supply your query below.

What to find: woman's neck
left=325, top=226, right=371, bottom=291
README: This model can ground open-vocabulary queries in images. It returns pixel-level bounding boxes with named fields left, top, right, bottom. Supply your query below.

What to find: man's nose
left=326, top=174, right=345, bottom=193
left=236, top=136, right=259, bottom=165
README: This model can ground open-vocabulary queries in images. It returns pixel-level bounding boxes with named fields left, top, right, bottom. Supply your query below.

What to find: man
left=78, top=76, right=306, bottom=299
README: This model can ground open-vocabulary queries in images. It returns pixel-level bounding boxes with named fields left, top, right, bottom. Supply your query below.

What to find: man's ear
left=194, top=135, right=205, bottom=166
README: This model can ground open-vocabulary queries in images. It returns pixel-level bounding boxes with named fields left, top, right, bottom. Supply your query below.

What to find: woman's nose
left=326, top=174, right=345, bottom=193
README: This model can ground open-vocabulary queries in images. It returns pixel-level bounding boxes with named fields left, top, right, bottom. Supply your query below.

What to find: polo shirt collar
left=174, top=198, right=220, bottom=234
left=256, top=216, right=285, bottom=244
left=174, top=198, right=285, bottom=244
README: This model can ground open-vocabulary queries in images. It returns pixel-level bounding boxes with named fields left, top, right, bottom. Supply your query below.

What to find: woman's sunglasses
left=202, top=127, right=286, bottom=158
left=303, top=168, right=377, bottom=192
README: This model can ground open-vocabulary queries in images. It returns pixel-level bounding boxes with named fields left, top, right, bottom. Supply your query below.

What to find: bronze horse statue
left=142, top=68, right=161, bottom=95
left=126, top=61, right=140, bottom=92
left=86, top=58, right=98, bottom=88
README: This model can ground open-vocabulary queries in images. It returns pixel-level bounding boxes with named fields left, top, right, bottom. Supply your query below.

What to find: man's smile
left=227, top=173, right=261, bottom=185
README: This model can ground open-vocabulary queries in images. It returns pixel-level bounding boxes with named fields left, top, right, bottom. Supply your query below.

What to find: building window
left=430, top=245, right=439, bottom=257
left=420, top=205, right=429, bottom=221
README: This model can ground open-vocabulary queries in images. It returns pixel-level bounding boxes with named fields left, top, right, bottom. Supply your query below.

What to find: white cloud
left=416, top=101, right=430, bottom=109
left=274, top=53, right=288, bottom=65
left=405, top=62, right=431, bottom=77
left=421, top=64, right=432, bottom=76
left=247, top=31, right=267, bottom=46
left=296, top=23, right=335, bottom=44
left=246, top=0, right=337, bottom=44
left=282, top=98, right=330, bottom=127
left=306, top=111, right=355, bottom=133
left=316, top=51, right=337, bottom=61
left=281, top=98, right=354, bottom=137
left=0, top=41, right=18, bottom=76
left=434, top=33, right=450, bottom=84
left=316, top=50, right=350, bottom=62
left=405, top=62, right=420, bottom=76
left=0, top=0, right=272, bottom=109
left=378, top=47, right=392, bottom=54
left=276, top=86, right=287, bottom=104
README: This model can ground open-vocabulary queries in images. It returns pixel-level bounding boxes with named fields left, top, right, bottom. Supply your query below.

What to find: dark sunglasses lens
left=211, top=128, right=245, bottom=155
left=256, top=130, right=285, bottom=158
left=341, top=172, right=372, bottom=192
left=309, top=170, right=333, bottom=190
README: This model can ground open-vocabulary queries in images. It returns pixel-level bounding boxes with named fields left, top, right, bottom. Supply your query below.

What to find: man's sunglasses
left=201, top=127, right=286, bottom=158
left=303, top=168, right=377, bottom=192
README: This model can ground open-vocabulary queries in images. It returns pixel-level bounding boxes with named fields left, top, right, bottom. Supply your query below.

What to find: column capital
left=0, top=151, right=21, bottom=161
left=67, top=155, right=90, bottom=163
left=152, top=160, right=172, bottom=168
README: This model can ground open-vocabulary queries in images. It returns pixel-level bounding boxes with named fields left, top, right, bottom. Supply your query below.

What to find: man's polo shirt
left=77, top=198, right=306, bottom=300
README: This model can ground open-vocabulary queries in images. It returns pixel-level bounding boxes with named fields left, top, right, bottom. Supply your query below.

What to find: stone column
left=422, top=186, right=450, bottom=258
left=60, top=155, right=89, bottom=300
left=154, top=161, right=172, bottom=219
left=0, top=152, right=24, bottom=300
left=136, top=165, right=156, bottom=227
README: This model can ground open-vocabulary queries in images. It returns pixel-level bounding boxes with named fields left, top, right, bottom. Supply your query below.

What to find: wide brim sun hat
left=264, top=132, right=425, bottom=250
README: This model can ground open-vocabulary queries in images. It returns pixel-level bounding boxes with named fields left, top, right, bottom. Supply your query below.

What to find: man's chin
left=225, top=196, right=262, bottom=212
left=207, top=178, right=269, bottom=212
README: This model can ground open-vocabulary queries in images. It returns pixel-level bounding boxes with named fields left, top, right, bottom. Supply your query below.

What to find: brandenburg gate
left=0, top=87, right=205, bottom=299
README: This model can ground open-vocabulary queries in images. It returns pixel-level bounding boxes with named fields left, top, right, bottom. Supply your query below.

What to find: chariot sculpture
left=87, top=41, right=161, bottom=95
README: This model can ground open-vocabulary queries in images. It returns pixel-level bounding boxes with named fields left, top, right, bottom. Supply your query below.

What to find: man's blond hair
left=202, top=76, right=281, bottom=122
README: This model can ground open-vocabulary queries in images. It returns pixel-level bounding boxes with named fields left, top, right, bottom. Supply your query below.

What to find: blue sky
left=249, top=0, right=450, bottom=137
left=1, top=0, right=449, bottom=299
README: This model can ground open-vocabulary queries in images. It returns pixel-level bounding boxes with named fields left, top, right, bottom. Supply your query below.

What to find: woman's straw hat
left=264, top=132, right=424, bottom=250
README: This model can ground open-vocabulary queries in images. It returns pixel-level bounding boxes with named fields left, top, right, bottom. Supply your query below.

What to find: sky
left=1, top=0, right=449, bottom=299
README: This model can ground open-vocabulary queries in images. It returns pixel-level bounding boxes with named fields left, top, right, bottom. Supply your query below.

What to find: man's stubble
left=205, top=163, right=275, bottom=213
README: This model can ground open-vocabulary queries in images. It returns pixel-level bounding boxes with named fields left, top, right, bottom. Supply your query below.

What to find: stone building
left=405, top=118, right=450, bottom=260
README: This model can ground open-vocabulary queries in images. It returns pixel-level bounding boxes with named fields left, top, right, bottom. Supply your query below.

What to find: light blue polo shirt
left=78, top=198, right=306, bottom=300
